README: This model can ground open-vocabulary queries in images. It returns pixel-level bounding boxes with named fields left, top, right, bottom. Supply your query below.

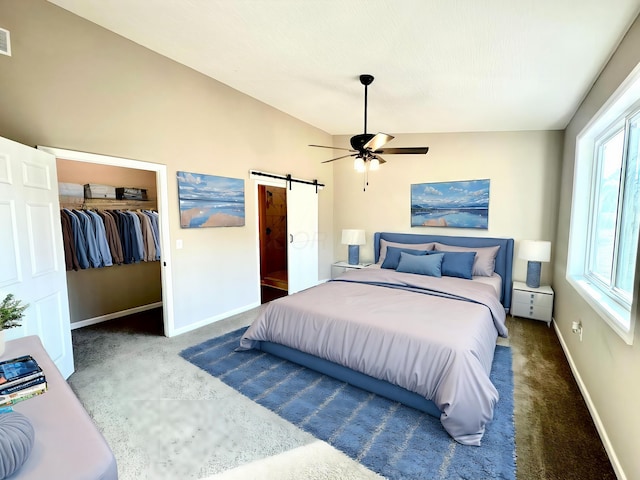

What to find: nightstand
left=331, top=261, right=372, bottom=278
left=511, top=281, right=554, bottom=326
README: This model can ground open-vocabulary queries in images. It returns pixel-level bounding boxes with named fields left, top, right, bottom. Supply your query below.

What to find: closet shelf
left=59, top=197, right=157, bottom=211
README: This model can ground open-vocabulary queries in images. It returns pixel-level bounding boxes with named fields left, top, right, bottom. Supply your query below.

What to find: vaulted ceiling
left=49, top=0, right=640, bottom=135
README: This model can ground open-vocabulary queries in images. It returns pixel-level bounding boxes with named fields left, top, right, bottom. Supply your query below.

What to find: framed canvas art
left=177, top=171, right=245, bottom=228
left=411, top=179, right=490, bottom=229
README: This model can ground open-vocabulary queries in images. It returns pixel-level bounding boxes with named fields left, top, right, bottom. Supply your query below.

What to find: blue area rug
left=180, top=328, right=515, bottom=480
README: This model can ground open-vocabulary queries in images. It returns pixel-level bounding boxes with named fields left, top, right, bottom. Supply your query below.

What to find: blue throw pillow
left=381, top=246, right=428, bottom=269
left=396, top=252, right=444, bottom=277
left=434, top=251, right=476, bottom=279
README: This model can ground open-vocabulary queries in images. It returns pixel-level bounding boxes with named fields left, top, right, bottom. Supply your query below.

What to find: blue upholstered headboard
left=373, top=232, right=514, bottom=310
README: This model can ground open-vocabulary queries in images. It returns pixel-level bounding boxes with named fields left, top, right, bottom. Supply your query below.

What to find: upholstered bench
left=1, top=335, right=117, bottom=480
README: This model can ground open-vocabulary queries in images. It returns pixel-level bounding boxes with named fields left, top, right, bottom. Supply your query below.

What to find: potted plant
left=0, top=294, right=28, bottom=356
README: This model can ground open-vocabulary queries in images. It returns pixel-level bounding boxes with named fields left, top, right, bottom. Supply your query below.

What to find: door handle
left=289, top=234, right=293, bottom=243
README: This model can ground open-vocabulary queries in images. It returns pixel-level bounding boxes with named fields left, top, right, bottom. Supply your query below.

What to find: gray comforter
left=239, top=267, right=508, bottom=446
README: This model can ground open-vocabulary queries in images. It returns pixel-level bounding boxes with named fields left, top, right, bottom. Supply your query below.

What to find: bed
left=239, top=232, right=514, bottom=446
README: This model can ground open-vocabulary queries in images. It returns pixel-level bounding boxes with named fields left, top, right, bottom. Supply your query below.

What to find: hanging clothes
left=135, top=211, right=156, bottom=262
left=60, top=210, right=80, bottom=271
left=62, top=209, right=90, bottom=269
left=85, top=210, right=113, bottom=267
left=124, top=211, right=144, bottom=263
left=73, top=209, right=102, bottom=268
left=59, top=207, right=159, bottom=269
left=97, top=210, right=124, bottom=265
left=143, top=210, right=161, bottom=260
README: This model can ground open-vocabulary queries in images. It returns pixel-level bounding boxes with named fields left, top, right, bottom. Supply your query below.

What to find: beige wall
left=333, top=130, right=563, bottom=286
left=0, top=0, right=334, bottom=332
left=554, top=14, right=640, bottom=480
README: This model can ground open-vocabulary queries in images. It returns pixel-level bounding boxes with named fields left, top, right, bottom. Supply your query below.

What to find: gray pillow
left=433, top=243, right=500, bottom=277
left=378, top=239, right=435, bottom=264
left=0, top=411, right=35, bottom=479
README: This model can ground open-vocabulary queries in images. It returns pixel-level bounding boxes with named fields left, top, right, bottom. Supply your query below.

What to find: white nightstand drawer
left=512, top=289, right=553, bottom=308
left=512, top=302, right=553, bottom=322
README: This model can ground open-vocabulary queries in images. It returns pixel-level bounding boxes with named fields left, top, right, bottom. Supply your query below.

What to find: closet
left=56, top=158, right=163, bottom=331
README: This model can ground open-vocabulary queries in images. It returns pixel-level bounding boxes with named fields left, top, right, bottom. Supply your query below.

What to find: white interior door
left=0, top=136, right=74, bottom=378
left=287, top=182, right=319, bottom=294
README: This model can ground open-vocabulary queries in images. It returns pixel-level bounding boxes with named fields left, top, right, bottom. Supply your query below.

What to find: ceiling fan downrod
left=360, top=74, right=374, bottom=135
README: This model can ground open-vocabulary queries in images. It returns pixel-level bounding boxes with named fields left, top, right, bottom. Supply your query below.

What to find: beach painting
left=411, top=179, right=490, bottom=229
left=177, top=171, right=245, bottom=228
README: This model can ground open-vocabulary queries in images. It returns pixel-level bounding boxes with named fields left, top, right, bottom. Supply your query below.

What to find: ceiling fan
left=309, top=74, right=429, bottom=172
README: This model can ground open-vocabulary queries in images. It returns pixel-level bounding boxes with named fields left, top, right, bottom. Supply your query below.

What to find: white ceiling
left=48, top=0, right=640, bottom=135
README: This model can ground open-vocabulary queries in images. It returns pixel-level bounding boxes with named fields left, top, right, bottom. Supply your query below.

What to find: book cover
left=0, top=370, right=45, bottom=391
left=0, top=379, right=48, bottom=407
left=0, top=374, right=46, bottom=395
left=0, top=355, right=43, bottom=388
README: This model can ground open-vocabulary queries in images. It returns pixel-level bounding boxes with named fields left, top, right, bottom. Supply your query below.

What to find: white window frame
left=567, top=63, right=640, bottom=345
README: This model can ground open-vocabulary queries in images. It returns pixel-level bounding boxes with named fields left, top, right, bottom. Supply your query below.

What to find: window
left=568, top=67, right=640, bottom=345
left=588, top=117, right=639, bottom=302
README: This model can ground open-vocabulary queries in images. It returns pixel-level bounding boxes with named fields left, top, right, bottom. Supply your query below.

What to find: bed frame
left=257, top=232, right=514, bottom=419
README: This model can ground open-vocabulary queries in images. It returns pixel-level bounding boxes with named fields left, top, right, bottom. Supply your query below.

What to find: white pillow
left=378, top=239, right=435, bottom=264
left=433, top=243, right=500, bottom=277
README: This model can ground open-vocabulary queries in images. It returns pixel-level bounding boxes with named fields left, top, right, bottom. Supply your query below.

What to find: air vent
left=0, top=28, right=11, bottom=56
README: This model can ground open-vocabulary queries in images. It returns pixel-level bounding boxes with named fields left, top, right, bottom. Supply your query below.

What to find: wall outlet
left=572, top=320, right=583, bottom=342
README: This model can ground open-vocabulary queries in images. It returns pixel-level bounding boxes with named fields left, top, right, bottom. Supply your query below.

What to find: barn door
left=0, top=136, right=74, bottom=378
left=286, top=181, right=319, bottom=294
left=253, top=173, right=320, bottom=297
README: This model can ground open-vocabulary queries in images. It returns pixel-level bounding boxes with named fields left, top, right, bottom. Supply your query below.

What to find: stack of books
left=0, top=355, right=47, bottom=406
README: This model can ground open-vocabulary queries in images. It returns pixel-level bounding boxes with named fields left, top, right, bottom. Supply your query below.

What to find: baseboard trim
left=70, top=302, right=163, bottom=330
left=553, top=322, right=626, bottom=480
left=169, top=301, right=261, bottom=337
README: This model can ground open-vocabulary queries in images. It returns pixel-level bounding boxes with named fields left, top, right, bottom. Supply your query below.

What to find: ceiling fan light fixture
left=310, top=75, right=429, bottom=182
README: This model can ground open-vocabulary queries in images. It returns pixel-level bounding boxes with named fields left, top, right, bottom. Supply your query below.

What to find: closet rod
left=249, top=170, right=325, bottom=191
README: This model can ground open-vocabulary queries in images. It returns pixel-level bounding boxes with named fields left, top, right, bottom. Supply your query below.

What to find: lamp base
left=348, top=245, right=360, bottom=265
left=526, top=261, right=542, bottom=288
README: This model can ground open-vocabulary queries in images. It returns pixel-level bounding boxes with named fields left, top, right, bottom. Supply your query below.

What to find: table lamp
left=519, top=240, right=551, bottom=288
left=342, top=229, right=366, bottom=265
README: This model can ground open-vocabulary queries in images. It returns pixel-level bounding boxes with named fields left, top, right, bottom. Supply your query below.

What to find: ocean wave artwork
left=177, top=171, right=245, bottom=228
left=411, top=179, right=490, bottom=229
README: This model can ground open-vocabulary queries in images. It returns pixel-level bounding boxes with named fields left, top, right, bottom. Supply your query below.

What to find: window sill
left=567, top=275, right=634, bottom=345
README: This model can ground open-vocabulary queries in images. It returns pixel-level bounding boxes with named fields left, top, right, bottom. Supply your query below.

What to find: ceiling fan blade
left=309, top=144, right=355, bottom=152
left=363, top=132, right=394, bottom=151
left=371, top=155, right=387, bottom=165
left=374, top=147, right=429, bottom=155
left=321, top=153, right=357, bottom=164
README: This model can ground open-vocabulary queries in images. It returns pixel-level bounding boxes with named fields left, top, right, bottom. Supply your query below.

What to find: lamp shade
left=518, top=240, right=551, bottom=262
left=341, top=229, right=366, bottom=246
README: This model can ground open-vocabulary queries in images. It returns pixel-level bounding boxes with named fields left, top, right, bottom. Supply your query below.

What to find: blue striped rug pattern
left=180, top=328, right=515, bottom=480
